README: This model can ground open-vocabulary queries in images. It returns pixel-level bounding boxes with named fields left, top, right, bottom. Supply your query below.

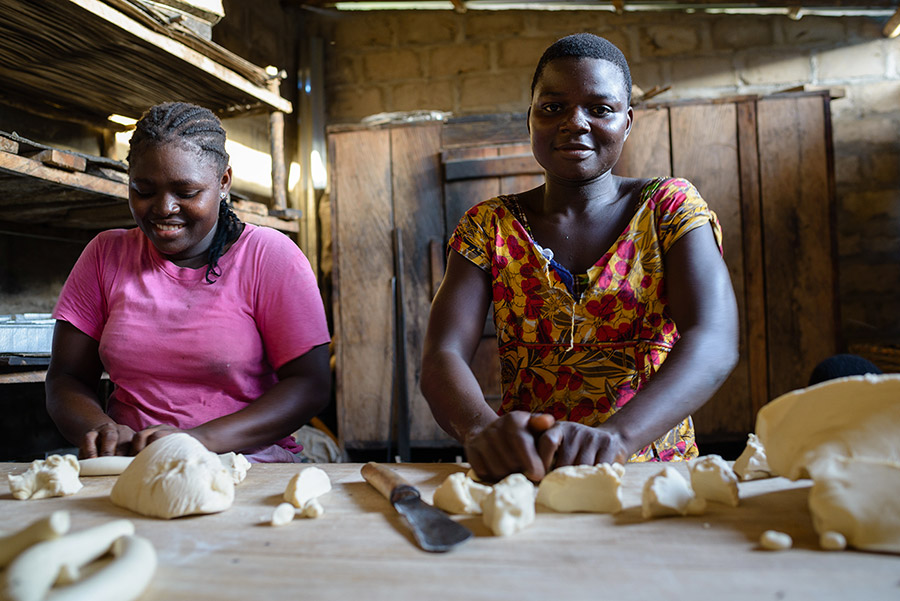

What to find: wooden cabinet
left=329, top=91, right=839, bottom=451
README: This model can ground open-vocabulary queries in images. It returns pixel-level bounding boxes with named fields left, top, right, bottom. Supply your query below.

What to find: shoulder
left=236, top=224, right=303, bottom=257
left=80, top=228, right=141, bottom=260
left=641, top=177, right=707, bottom=214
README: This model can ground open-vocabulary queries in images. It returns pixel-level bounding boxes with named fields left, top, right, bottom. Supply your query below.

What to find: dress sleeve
left=448, top=201, right=495, bottom=273
left=654, top=178, right=724, bottom=254
left=51, top=235, right=108, bottom=341
left=252, top=229, right=331, bottom=370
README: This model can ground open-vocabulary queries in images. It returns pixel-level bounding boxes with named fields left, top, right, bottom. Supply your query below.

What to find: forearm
left=421, top=349, right=498, bottom=443
left=189, top=376, right=329, bottom=454
left=604, top=325, right=738, bottom=457
left=45, top=373, right=111, bottom=446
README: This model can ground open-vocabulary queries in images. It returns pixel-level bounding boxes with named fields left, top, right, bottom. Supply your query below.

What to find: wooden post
left=269, top=109, right=286, bottom=212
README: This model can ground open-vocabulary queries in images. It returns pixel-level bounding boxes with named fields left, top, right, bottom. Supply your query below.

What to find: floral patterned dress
left=449, top=177, right=723, bottom=462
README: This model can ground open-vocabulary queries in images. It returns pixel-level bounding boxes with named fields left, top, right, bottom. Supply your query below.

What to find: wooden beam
left=443, top=154, right=541, bottom=181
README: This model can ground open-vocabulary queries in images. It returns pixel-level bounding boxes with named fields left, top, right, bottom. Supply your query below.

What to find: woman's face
left=529, top=56, right=633, bottom=184
left=128, top=142, right=230, bottom=268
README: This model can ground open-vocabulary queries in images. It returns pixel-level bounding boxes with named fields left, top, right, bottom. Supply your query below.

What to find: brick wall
left=307, top=10, right=900, bottom=349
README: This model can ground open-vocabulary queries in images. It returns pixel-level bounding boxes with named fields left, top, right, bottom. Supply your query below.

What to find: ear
left=623, top=106, right=634, bottom=141
left=220, top=165, right=232, bottom=195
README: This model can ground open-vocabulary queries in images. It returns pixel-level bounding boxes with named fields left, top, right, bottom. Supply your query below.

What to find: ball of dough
left=536, top=463, right=624, bottom=513
left=433, top=472, right=492, bottom=515
left=110, top=433, right=234, bottom=519
left=482, top=474, right=535, bottom=537
left=8, top=455, right=82, bottom=500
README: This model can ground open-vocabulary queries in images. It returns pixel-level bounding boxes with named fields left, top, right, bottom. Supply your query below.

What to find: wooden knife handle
left=362, top=462, right=417, bottom=501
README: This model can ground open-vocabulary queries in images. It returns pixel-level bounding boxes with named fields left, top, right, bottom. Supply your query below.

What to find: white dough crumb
left=759, top=530, right=792, bottom=550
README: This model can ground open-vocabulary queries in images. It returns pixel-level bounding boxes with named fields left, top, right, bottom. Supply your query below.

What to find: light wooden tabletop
left=1, top=461, right=896, bottom=601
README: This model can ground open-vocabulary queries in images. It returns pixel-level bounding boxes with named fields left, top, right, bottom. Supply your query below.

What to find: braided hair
left=531, top=33, right=633, bottom=106
left=127, top=101, right=243, bottom=283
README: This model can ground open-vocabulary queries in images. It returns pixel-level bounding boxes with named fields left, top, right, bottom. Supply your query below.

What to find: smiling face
left=128, top=141, right=231, bottom=268
left=529, top=56, right=634, bottom=184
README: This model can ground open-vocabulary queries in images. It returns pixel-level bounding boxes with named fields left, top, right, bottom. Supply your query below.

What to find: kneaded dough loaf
left=110, top=433, right=234, bottom=519
left=9, top=455, right=82, bottom=500
left=536, top=463, right=624, bottom=513
left=482, top=474, right=535, bottom=537
left=641, top=467, right=706, bottom=519
left=690, top=455, right=739, bottom=507
left=432, top=472, right=492, bottom=515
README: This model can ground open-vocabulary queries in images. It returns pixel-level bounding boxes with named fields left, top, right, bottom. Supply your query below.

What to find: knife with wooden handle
left=361, top=462, right=473, bottom=553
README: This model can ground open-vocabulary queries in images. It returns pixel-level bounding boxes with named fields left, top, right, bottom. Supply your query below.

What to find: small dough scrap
left=8, top=455, right=83, bottom=500
left=110, top=433, right=234, bottom=519
left=432, top=472, right=492, bottom=515
left=819, top=531, right=847, bottom=551
left=271, top=502, right=296, bottom=526
left=283, top=466, right=331, bottom=518
left=0, top=511, right=70, bottom=568
left=732, top=433, right=772, bottom=481
left=690, top=455, right=739, bottom=507
left=219, top=452, right=251, bottom=485
left=79, top=456, right=134, bottom=477
left=760, top=530, right=792, bottom=550
left=482, top=473, right=535, bottom=537
left=807, top=455, right=900, bottom=554
left=536, top=463, right=624, bottom=513
left=756, top=374, right=900, bottom=480
left=641, top=467, right=706, bottom=519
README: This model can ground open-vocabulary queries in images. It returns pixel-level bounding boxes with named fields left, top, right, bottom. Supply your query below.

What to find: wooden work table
left=0, top=462, right=896, bottom=600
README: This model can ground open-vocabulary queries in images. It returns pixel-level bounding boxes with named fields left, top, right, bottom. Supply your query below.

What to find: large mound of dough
left=732, top=433, right=772, bottom=481
left=757, top=374, right=900, bottom=480
left=536, top=463, right=624, bottom=513
left=807, top=455, right=900, bottom=553
left=9, top=455, right=82, bottom=500
left=110, top=433, right=234, bottom=519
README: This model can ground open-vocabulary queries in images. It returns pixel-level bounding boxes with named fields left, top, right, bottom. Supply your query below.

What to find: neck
left=540, top=170, right=621, bottom=215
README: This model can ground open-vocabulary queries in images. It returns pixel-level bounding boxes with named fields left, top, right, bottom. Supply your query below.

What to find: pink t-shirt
left=52, top=224, right=331, bottom=454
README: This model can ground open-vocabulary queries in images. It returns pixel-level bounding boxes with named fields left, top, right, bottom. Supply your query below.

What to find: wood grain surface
left=1, top=462, right=895, bottom=601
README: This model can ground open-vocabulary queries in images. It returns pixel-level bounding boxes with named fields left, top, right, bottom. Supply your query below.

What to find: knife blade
left=361, top=462, right=473, bottom=553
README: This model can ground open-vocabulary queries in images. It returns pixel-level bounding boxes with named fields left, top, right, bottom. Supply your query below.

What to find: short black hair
left=808, top=354, right=883, bottom=387
left=530, top=33, right=633, bottom=105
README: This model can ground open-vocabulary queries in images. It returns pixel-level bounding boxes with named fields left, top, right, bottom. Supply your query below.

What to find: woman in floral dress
left=421, top=34, right=739, bottom=482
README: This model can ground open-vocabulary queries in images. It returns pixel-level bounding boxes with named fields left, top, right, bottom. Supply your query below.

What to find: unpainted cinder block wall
left=306, top=10, right=900, bottom=349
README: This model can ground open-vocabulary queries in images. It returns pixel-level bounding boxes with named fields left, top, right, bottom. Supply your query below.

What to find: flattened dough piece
left=808, top=456, right=900, bottom=554
left=271, top=502, right=296, bottom=526
left=8, top=455, right=82, bottom=500
left=110, top=433, right=234, bottom=519
left=432, top=472, right=492, bottom=515
left=732, top=433, right=772, bottom=481
left=536, top=463, right=624, bottom=513
left=756, top=374, right=900, bottom=480
left=642, top=467, right=706, bottom=519
left=482, top=474, right=535, bottom=537
left=690, top=455, right=739, bottom=507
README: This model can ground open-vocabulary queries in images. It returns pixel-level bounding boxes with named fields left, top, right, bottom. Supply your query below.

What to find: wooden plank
left=671, top=102, right=752, bottom=439
left=498, top=143, right=543, bottom=196
left=444, top=154, right=541, bottom=182
left=330, top=129, right=394, bottom=448
left=441, top=112, right=529, bottom=149
left=2, top=462, right=898, bottom=601
left=613, top=107, right=671, bottom=178
left=32, top=149, right=87, bottom=173
left=441, top=146, right=501, bottom=243
left=0, top=136, right=18, bottom=154
left=0, top=151, right=126, bottom=200
left=758, top=95, right=838, bottom=399
left=389, top=123, right=451, bottom=445
left=737, top=100, right=770, bottom=417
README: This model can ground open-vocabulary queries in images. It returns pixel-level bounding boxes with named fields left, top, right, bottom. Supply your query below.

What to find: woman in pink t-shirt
left=46, top=102, right=331, bottom=462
